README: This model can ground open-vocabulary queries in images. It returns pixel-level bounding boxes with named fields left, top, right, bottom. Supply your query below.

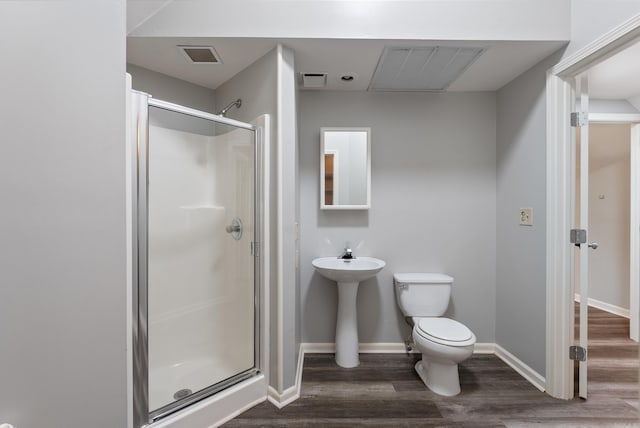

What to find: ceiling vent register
left=369, top=46, right=484, bottom=92
left=178, top=45, right=222, bottom=64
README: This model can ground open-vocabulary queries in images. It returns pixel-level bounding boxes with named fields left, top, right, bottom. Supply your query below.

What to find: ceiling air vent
left=178, top=46, right=222, bottom=64
left=369, top=46, right=484, bottom=92
left=301, top=72, right=328, bottom=89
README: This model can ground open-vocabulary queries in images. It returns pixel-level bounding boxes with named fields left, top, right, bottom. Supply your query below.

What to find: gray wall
left=215, top=51, right=277, bottom=126
left=0, top=2, right=127, bottom=427
left=496, top=51, right=562, bottom=376
left=127, top=64, right=216, bottom=113
left=589, top=124, right=631, bottom=310
left=493, top=3, right=640, bottom=378
left=299, top=91, right=497, bottom=344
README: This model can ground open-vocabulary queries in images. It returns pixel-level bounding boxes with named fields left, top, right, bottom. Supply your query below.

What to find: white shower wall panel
left=148, top=126, right=228, bottom=318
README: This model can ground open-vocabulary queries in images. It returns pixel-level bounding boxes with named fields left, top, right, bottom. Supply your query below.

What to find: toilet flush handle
left=397, top=282, right=408, bottom=290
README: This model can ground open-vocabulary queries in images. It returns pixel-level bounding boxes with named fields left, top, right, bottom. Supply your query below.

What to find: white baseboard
left=301, top=342, right=335, bottom=353
left=473, top=342, right=496, bottom=354
left=302, top=342, right=420, bottom=353
left=360, top=342, right=417, bottom=353
left=267, top=344, right=305, bottom=409
left=574, top=294, right=630, bottom=319
left=301, top=342, right=495, bottom=355
left=494, top=344, right=546, bottom=392
left=267, top=385, right=298, bottom=409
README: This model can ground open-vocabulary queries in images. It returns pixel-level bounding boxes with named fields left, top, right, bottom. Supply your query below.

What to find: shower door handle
left=225, top=217, right=243, bottom=240
left=225, top=224, right=240, bottom=233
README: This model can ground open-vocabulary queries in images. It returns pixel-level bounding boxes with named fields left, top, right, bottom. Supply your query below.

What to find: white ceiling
left=125, top=1, right=640, bottom=98
left=127, top=37, right=566, bottom=92
left=587, top=40, right=640, bottom=100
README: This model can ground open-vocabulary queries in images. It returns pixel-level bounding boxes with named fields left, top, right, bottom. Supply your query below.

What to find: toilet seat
left=415, top=318, right=475, bottom=347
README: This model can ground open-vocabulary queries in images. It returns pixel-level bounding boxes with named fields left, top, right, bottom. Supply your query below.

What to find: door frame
left=546, top=13, right=640, bottom=399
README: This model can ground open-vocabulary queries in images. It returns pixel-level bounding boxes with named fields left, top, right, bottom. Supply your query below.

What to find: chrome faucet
left=339, top=248, right=354, bottom=259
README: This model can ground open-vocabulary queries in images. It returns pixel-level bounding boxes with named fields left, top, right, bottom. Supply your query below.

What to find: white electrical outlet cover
left=519, top=207, right=533, bottom=226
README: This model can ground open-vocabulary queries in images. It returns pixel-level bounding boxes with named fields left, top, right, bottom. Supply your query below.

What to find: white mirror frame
left=320, top=127, right=371, bottom=210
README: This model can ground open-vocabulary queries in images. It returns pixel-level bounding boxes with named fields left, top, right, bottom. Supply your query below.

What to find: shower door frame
left=130, top=93, right=267, bottom=427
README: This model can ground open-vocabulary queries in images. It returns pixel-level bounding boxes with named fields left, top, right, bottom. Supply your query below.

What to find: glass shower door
left=145, top=105, right=257, bottom=418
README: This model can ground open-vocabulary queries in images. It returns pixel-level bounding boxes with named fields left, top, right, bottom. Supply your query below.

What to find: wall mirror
left=320, top=127, right=371, bottom=210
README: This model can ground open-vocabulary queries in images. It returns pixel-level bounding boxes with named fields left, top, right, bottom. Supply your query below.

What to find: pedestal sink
left=312, top=257, right=386, bottom=368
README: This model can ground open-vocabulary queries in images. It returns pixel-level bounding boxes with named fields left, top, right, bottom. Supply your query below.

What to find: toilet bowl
left=412, top=317, right=476, bottom=396
left=393, top=273, right=476, bottom=396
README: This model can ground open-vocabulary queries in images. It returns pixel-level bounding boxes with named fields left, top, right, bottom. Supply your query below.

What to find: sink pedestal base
left=311, top=256, right=386, bottom=368
left=335, top=281, right=360, bottom=368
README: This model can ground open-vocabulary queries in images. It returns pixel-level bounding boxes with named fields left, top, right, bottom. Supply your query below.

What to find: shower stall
left=129, top=91, right=268, bottom=427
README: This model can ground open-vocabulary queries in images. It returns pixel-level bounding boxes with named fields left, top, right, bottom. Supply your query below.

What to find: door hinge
left=251, top=241, right=260, bottom=257
left=571, top=112, right=588, bottom=127
left=570, top=229, right=587, bottom=246
left=569, top=345, right=587, bottom=362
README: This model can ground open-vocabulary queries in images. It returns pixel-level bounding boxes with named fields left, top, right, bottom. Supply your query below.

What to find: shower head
left=217, top=99, right=242, bottom=117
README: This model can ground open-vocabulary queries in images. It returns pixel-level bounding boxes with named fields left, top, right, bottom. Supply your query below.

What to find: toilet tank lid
left=393, top=273, right=453, bottom=284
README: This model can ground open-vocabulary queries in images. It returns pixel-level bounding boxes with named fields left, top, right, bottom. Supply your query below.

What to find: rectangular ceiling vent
left=178, top=45, right=222, bottom=64
left=368, top=46, right=484, bottom=92
left=301, top=72, right=328, bottom=89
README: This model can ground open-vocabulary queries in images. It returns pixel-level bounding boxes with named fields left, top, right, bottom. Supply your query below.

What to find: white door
left=574, top=75, right=599, bottom=400
left=631, top=123, right=640, bottom=343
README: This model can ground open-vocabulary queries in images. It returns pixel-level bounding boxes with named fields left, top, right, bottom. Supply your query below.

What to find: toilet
left=393, top=273, right=476, bottom=396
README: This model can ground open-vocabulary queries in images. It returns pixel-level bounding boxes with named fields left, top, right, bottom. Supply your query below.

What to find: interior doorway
left=573, top=121, right=638, bottom=398
left=575, top=122, right=633, bottom=319
left=546, top=14, right=640, bottom=400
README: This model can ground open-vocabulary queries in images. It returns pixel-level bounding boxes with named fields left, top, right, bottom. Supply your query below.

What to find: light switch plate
left=519, top=207, right=533, bottom=226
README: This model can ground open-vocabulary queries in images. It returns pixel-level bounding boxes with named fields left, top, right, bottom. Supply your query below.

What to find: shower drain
left=173, top=388, right=192, bottom=400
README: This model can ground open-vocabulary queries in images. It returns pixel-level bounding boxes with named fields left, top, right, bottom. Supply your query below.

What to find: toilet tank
left=393, top=273, right=453, bottom=317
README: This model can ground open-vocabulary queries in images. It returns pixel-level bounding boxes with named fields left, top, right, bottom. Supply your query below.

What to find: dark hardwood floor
left=576, top=305, right=639, bottom=407
left=225, top=308, right=638, bottom=427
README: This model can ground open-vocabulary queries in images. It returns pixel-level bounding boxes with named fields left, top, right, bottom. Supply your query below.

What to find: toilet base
left=415, top=359, right=461, bottom=396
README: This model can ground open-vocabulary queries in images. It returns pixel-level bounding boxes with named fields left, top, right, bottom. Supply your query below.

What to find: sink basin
left=311, top=257, right=386, bottom=283
left=312, top=256, right=386, bottom=368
